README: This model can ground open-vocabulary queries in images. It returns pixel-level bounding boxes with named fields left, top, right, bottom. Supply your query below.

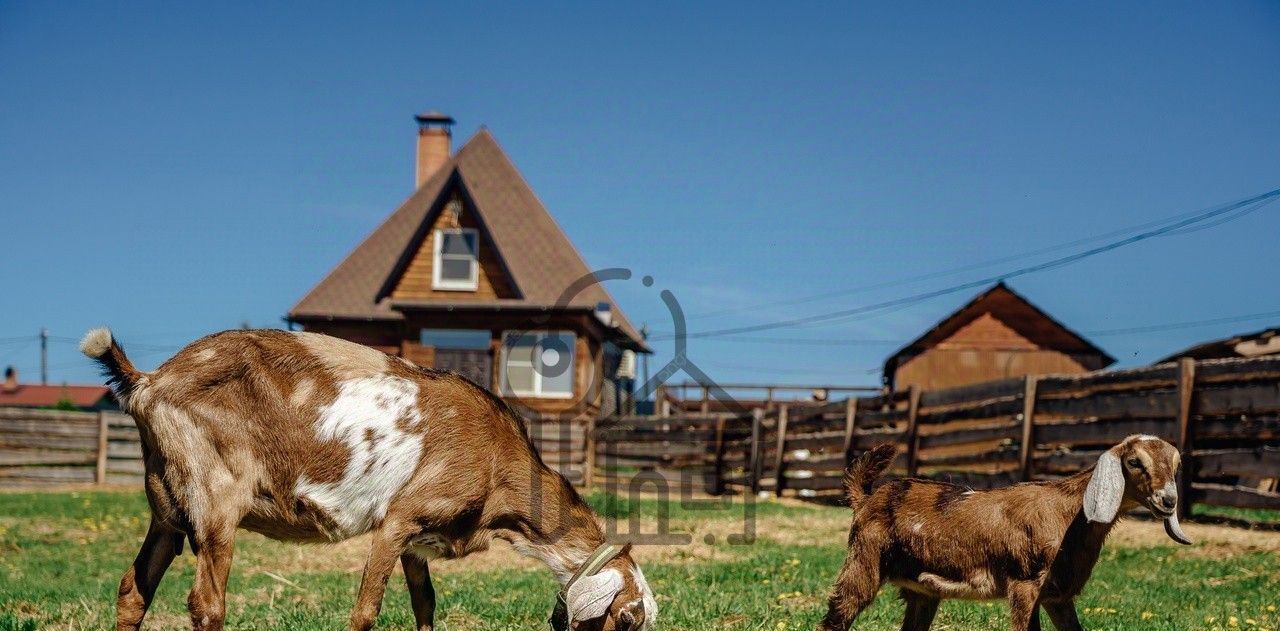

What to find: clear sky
left=2, top=1, right=1278, bottom=388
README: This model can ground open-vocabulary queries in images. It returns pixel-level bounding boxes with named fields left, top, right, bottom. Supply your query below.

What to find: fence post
left=656, top=385, right=669, bottom=417
left=842, top=397, right=859, bottom=464
left=583, top=416, right=596, bottom=491
left=773, top=404, right=790, bottom=497
left=1176, top=358, right=1197, bottom=519
left=748, top=408, right=764, bottom=495
left=711, top=415, right=728, bottom=495
left=700, top=385, right=710, bottom=414
left=1018, top=376, right=1039, bottom=482
left=905, top=386, right=922, bottom=477
left=95, top=411, right=109, bottom=485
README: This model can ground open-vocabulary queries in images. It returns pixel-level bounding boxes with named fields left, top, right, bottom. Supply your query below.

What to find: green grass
left=1, top=490, right=1277, bottom=630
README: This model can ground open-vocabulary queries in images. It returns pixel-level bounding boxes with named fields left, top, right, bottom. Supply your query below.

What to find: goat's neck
left=1045, top=469, right=1124, bottom=594
left=500, top=465, right=606, bottom=586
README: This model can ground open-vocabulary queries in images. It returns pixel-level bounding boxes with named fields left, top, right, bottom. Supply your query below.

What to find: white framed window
left=500, top=331, right=576, bottom=398
left=432, top=228, right=479, bottom=291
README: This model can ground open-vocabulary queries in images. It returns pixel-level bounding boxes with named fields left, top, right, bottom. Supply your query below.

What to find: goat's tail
left=80, top=328, right=144, bottom=410
left=844, top=443, right=898, bottom=510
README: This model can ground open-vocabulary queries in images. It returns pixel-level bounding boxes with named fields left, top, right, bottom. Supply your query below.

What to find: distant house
left=1157, top=326, right=1280, bottom=363
left=0, top=366, right=117, bottom=411
left=883, top=282, right=1115, bottom=391
left=287, top=113, right=649, bottom=419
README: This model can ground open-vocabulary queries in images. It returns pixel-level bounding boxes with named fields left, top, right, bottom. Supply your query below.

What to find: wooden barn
left=883, top=282, right=1114, bottom=391
left=1157, top=326, right=1280, bottom=363
left=287, top=113, right=648, bottom=420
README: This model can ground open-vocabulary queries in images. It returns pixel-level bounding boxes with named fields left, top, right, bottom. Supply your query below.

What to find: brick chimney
left=415, top=111, right=455, bottom=189
left=3, top=366, right=17, bottom=393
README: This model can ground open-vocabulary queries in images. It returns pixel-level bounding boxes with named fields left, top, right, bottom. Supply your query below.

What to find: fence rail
left=712, top=356, right=1280, bottom=515
left=0, top=408, right=142, bottom=487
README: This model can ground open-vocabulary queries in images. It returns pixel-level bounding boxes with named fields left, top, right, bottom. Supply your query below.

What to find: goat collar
left=548, top=542, right=625, bottom=630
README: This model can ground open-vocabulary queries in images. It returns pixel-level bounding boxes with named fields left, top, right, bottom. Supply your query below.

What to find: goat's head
left=1083, top=434, right=1192, bottom=545
left=553, top=545, right=656, bottom=631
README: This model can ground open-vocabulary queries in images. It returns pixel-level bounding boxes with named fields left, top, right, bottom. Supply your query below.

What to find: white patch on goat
left=294, top=375, right=426, bottom=537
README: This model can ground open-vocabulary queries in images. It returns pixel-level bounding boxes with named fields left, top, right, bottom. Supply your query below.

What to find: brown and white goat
left=818, top=435, right=1192, bottom=631
left=81, top=328, right=656, bottom=631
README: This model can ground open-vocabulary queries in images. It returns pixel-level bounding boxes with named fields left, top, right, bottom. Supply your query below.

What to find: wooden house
left=287, top=113, right=648, bottom=419
left=883, top=282, right=1114, bottom=391
left=1157, top=326, right=1280, bottom=363
left=1, top=367, right=117, bottom=411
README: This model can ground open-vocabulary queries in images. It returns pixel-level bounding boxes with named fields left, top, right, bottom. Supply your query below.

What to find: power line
left=685, top=190, right=1279, bottom=321
left=1086, top=310, right=1280, bottom=336
left=651, top=186, right=1280, bottom=341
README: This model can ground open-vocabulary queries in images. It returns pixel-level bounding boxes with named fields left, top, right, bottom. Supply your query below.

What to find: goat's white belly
left=293, top=375, right=427, bottom=539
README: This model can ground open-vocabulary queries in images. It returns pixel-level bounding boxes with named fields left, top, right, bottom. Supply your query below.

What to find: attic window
left=432, top=228, right=479, bottom=291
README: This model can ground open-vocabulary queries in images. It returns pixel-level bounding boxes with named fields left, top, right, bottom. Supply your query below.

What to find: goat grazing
left=82, top=328, right=656, bottom=631
left=818, top=435, right=1192, bottom=631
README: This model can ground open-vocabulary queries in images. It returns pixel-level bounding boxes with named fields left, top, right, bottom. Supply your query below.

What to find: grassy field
left=1, top=490, right=1278, bottom=630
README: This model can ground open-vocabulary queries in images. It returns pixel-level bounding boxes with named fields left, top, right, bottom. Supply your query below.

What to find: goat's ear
left=1084, top=449, right=1125, bottom=523
left=566, top=568, right=624, bottom=623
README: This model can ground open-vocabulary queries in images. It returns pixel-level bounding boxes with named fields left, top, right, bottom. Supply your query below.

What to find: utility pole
left=40, top=327, right=48, bottom=385
left=640, top=324, right=650, bottom=401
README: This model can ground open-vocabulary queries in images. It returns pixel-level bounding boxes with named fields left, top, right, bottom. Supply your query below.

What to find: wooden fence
left=0, top=408, right=143, bottom=487
left=716, top=355, right=1280, bottom=515
left=592, top=414, right=751, bottom=495
left=5, top=354, right=1278, bottom=518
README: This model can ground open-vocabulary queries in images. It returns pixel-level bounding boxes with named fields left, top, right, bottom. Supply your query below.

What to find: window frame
left=499, top=330, right=576, bottom=399
left=431, top=228, right=480, bottom=291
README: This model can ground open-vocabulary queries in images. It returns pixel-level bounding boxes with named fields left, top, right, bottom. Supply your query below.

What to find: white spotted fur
left=294, top=375, right=427, bottom=537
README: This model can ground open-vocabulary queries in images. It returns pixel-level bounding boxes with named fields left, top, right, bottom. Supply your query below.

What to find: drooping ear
left=1084, top=449, right=1125, bottom=523
left=566, top=568, right=624, bottom=623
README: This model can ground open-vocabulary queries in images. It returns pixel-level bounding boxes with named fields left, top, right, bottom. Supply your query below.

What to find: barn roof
left=1156, top=326, right=1280, bottom=363
left=288, top=129, right=647, bottom=351
left=884, top=282, right=1115, bottom=374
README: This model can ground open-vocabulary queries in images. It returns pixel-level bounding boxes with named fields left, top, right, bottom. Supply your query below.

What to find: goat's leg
left=1042, top=601, right=1083, bottom=631
left=817, top=542, right=881, bottom=631
left=401, top=552, right=436, bottom=631
left=116, top=519, right=181, bottom=631
left=1006, top=582, right=1043, bottom=631
left=349, top=527, right=410, bottom=631
left=899, top=591, right=940, bottom=631
left=186, top=527, right=236, bottom=631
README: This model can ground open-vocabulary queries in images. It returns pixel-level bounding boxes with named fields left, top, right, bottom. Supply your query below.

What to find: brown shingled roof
left=288, top=129, right=647, bottom=350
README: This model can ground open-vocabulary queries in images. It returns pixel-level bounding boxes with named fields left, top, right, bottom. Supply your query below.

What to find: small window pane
left=504, top=364, right=536, bottom=393
left=420, top=329, right=490, bottom=350
left=504, top=334, right=537, bottom=364
left=440, top=232, right=477, bottom=256
left=439, top=258, right=474, bottom=282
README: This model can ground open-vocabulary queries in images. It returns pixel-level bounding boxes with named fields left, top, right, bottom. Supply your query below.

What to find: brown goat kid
left=82, top=328, right=655, bottom=631
left=819, top=435, right=1192, bottom=631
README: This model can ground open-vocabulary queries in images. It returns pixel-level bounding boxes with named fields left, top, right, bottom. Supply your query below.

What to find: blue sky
left=2, top=1, right=1278, bottom=387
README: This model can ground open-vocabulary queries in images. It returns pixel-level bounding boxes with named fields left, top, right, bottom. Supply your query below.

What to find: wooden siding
left=399, top=311, right=605, bottom=417
left=895, top=313, right=1103, bottom=391
left=300, top=321, right=402, bottom=356
left=390, top=192, right=518, bottom=301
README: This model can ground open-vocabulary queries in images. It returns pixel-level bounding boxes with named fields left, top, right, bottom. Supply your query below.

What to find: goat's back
left=129, top=330, right=534, bottom=541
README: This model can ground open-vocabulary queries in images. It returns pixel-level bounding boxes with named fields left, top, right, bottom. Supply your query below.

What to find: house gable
left=885, top=282, right=1114, bottom=390
left=389, top=185, right=519, bottom=302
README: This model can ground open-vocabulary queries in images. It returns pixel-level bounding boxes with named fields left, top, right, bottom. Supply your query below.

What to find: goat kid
left=82, top=328, right=656, bottom=631
left=819, top=435, right=1192, bottom=631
